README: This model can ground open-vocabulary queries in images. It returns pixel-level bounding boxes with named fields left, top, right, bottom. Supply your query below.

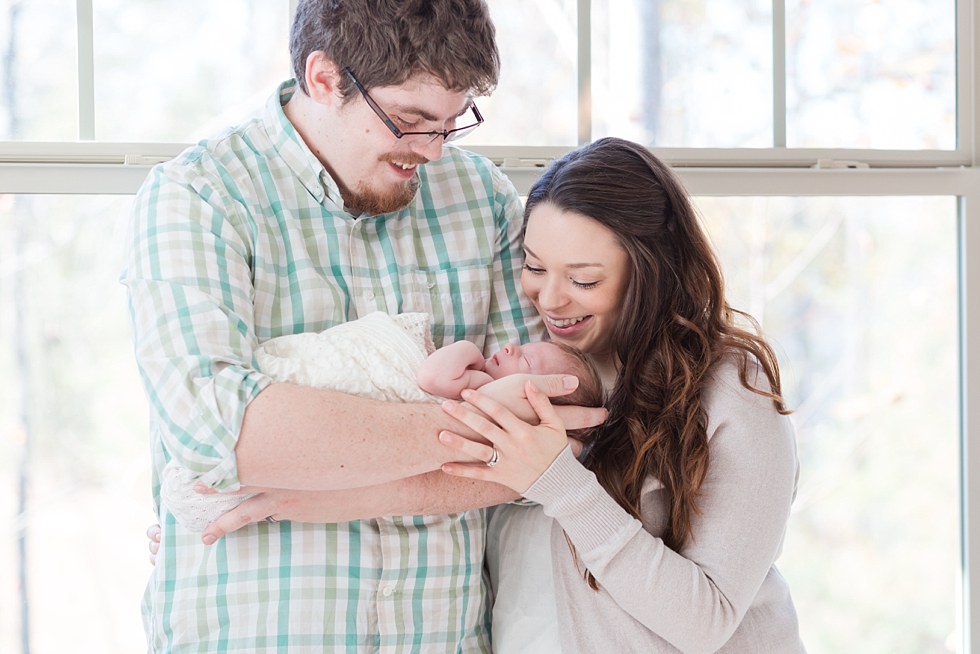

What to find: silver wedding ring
left=265, top=516, right=279, bottom=523
left=486, top=446, right=500, bottom=468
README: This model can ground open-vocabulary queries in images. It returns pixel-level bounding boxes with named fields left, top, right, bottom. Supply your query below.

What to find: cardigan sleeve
left=522, top=364, right=799, bottom=654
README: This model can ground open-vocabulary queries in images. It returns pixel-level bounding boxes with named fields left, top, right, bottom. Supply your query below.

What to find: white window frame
left=0, top=0, right=977, bottom=650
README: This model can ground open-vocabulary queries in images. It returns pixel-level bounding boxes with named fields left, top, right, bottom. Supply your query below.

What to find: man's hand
left=198, top=488, right=385, bottom=544
left=147, top=524, right=161, bottom=565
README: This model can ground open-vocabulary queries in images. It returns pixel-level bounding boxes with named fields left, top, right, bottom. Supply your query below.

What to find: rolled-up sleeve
left=122, top=158, right=272, bottom=491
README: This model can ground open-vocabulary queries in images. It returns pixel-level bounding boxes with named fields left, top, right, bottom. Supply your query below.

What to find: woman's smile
left=543, top=313, right=592, bottom=336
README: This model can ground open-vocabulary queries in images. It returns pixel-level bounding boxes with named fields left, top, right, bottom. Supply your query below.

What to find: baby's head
left=485, top=341, right=604, bottom=408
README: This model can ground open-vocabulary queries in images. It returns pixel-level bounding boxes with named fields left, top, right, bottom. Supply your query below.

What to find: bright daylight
left=0, top=0, right=975, bottom=653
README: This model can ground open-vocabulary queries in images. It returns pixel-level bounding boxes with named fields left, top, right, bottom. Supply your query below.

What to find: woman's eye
left=572, top=279, right=599, bottom=289
left=522, top=263, right=544, bottom=274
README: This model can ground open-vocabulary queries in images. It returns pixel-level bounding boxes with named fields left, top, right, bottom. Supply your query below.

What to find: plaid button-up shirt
left=122, top=80, right=542, bottom=653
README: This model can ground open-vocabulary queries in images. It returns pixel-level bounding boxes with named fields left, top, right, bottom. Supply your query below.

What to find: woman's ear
left=304, top=51, right=344, bottom=106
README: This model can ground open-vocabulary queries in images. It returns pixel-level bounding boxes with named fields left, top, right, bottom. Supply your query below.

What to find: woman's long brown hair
left=524, top=138, right=789, bottom=586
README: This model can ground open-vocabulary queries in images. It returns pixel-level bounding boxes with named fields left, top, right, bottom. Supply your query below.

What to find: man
left=123, top=1, right=601, bottom=652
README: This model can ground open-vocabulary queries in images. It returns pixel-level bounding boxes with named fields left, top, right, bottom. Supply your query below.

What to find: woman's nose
left=536, top=279, right=566, bottom=311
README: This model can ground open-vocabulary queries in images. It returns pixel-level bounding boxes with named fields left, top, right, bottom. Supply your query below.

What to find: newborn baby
left=161, top=312, right=602, bottom=532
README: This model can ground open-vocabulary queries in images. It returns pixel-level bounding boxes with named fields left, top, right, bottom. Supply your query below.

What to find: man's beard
left=340, top=153, right=428, bottom=216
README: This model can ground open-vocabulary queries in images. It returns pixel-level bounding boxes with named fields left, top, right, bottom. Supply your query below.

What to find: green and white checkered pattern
left=122, top=80, right=542, bottom=653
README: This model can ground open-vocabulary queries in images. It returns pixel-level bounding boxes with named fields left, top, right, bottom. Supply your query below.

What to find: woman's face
left=521, top=203, right=631, bottom=360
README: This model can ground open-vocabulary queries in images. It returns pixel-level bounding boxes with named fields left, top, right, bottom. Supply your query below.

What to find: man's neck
left=283, top=90, right=335, bottom=174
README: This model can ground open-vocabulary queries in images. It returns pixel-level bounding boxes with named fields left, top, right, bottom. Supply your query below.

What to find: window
left=1, top=1, right=977, bottom=652
left=699, top=193, right=959, bottom=651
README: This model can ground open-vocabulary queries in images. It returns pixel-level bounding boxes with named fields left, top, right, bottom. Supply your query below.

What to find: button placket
left=376, top=517, right=401, bottom=640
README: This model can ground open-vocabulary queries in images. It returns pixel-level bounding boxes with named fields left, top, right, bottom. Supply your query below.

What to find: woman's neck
left=593, top=353, right=619, bottom=391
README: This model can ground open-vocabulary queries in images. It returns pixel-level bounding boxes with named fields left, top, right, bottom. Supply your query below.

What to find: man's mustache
left=378, top=153, right=430, bottom=166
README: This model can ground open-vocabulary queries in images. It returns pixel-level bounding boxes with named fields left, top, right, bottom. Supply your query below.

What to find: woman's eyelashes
left=522, top=263, right=544, bottom=274
left=522, top=263, right=600, bottom=289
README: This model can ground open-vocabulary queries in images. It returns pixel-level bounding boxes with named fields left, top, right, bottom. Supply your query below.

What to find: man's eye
left=395, top=116, right=421, bottom=129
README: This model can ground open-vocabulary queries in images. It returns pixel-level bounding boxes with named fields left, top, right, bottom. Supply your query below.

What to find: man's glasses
left=345, top=69, right=483, bottom=144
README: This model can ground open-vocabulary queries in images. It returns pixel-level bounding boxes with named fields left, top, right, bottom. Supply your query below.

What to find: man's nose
left=411, top=136, right=444, bottom=162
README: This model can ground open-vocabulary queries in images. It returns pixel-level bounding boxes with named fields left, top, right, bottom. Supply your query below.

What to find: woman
left=438, top=137, right=804, bottom=653
left=148, top=137, right=803, bottom=652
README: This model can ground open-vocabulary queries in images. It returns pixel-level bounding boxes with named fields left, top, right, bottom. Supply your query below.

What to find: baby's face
left=484, top=341, right=574, bottom=380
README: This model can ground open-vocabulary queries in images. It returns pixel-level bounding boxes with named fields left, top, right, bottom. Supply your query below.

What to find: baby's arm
left=418, top=340, right=494, bottom=399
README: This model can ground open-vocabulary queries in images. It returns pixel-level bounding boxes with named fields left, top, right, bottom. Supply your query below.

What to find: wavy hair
left=524, top=138, right=789, bottom=585
left=290, top=0, right=499, bottom=98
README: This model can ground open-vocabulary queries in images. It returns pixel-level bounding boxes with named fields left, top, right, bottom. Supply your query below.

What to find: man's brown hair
left=290, top=0, right=500, bottom=99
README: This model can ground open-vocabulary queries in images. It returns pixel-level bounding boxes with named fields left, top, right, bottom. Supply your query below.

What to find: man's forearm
left=303, top=471, right=518, bottom=521
left=397, top=470, right=520, bottom=515
left=199, top=471, right=520, bottom=543
left=234, top=382, right=482, bottom=491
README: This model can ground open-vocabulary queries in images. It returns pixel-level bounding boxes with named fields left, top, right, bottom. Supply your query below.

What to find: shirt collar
left=262, top=79, right=346, bottom=211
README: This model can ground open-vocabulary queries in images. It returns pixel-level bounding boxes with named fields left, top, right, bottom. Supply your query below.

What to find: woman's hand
left=477, top=373, right=607, bottom=429
left=439, top=380, right=570, bottom=494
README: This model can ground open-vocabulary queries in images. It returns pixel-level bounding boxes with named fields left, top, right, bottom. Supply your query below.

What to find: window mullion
left=76, top=0, right=95, bottom=141
left=970, top=0, right=979, bottom=166
left=577, top=0, right=591, bottom=146
left=773, top=0, right=786, bottom=148
left=961, top=170, right=980, bottom=654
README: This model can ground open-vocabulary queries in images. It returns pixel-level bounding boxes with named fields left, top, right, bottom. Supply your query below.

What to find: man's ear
left=304, top=51, right=344, bottom=106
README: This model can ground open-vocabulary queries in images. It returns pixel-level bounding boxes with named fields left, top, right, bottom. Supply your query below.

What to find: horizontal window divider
left=506, top=166, right=980, bottom=196
left=0, top=143, right=972, bottom=170
left=0, top=142, right=190, bottom=165
left=2, top=162, right=977, bottom=197
left=0, top=163, right=157, bottom=194
left=675, top=167, right=980, bottom=197
left=470, top=145, right=973, bottom=170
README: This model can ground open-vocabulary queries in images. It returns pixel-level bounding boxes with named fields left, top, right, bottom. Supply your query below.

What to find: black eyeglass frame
left=344, top=68, right=484, bottom=144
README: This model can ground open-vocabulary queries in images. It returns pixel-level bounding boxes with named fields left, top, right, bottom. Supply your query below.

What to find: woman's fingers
left=441, top=460, right=497, bottom=482
left=201, top=494, right=277, bottom=545
left=553, top=404, right=607, bottom=431
left=441, top=399, right=505, bottom=443
left=439, top=429, right=496, bottom=464
left=454, top=389, right=530, bottom=436
left=524, top=381, right=564, bottom=428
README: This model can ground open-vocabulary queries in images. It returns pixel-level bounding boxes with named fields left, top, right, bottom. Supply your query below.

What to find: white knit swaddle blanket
left=161, top=311, right=439, bottom=531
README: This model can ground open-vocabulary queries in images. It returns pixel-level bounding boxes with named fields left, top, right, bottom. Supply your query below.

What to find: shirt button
left=382, top=586, right=393, bottom=597
left=364, top=290, right=375, bottom=300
